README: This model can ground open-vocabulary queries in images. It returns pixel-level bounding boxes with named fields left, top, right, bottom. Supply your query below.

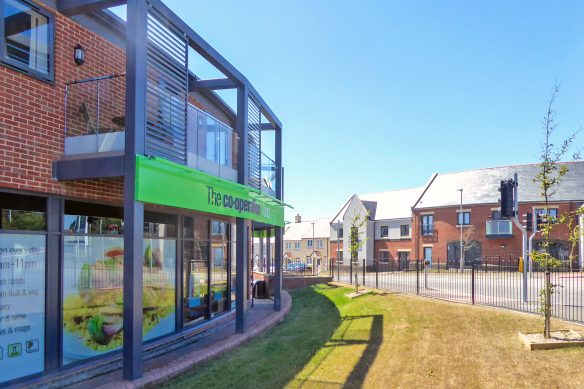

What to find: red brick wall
left=373, top=239, right=415, bottom=261
left=0, top=2, right=213, bottom=204
left=0, top=1, right=128, bottom=202
left=414, top=202, right=582, bottom=261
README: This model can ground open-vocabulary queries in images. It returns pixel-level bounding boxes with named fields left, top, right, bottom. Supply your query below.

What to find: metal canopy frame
left=58, top=0, right=281, bottom=130
left=54, top=0, right=284, bottom=381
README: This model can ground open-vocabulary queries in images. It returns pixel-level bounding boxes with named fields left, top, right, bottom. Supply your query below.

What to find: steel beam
left=52, top=154, right=124, bottom=180
left=58, top=0, right=127, bottom=16
left=274, top=227, right=283, bottom=311
left=45, top=196, right=63, bottom=372
left=273, top=120, right=283, bottom=311
left=235, top=84, right=249, bottom=333
left=189, top=77, right=236, bottom=92
left=122, top=0, right=147, bottom=380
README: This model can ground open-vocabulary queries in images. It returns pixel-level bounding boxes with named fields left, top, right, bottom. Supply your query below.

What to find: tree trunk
left=544, top=271, right=551, bottom=339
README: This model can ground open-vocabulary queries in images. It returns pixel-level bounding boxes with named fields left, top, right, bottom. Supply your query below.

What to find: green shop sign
left=135, top=155, right=286, bottom=227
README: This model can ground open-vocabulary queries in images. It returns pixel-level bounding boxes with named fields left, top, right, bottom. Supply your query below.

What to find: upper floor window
left=316, top=239, right=324, bottom=248
left=400, top=224, right=409, bottom=237
left=285, top=241, right=291, bottom=250
left=421, top=215, right=433, bottom=235
left=1, top=0, right=53, bottom=80
left=380, top=225, right=389, bottom=237
left=307, top=239, right=313, bottom=248
left=338, top=227, right=343, bottom=239
left=294, top=241, right=301, bottom=250
left=535, top=208, right=558, bottom=226
left=457, top=211, right=471, bottom=225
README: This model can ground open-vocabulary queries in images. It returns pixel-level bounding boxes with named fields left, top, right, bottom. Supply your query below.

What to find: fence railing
left=331, top=258, right=584, bottom=324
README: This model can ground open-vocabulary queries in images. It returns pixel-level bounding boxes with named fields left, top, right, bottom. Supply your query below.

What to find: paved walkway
left=68, top=292, right=292, bottom=389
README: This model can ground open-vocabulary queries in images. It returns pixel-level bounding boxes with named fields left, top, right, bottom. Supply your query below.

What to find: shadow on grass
left=161, top=284, right=344, bottom=389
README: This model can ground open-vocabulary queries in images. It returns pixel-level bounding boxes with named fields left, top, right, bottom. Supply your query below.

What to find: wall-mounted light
left=74, top=44, right=85, bottom=66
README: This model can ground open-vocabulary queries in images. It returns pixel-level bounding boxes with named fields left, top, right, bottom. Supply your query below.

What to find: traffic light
left=499, top=179, right=515, bottom=218
left=522, top=213, right=533, bottom=231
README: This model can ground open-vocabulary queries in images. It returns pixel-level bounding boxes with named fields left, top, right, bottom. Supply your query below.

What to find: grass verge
left=163, top=284, right=584, bottom=389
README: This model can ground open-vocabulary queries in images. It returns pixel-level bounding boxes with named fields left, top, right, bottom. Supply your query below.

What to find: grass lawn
left=162, top=284, right=584, bottom=389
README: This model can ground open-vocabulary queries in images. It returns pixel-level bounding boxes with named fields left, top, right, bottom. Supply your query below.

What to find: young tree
left=350, top=212, right=368, bottom=293
left=461, top=226, right=478, bottom=263
left=531, top=84, right=580, bottom=338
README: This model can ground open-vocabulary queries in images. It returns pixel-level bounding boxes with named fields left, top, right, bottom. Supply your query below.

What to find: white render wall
left=375, top=218, right=412, bottom=240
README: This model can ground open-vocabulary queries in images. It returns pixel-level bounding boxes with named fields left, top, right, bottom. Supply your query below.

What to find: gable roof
left=415, top=161, right=584, bottom=209
left=284, top=217, right=331, bottom=240
left=332, top=187, right=425, bottom=222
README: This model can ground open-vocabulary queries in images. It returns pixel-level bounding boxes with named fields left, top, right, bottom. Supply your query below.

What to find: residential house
left=284, top=214, right=331, bottom=272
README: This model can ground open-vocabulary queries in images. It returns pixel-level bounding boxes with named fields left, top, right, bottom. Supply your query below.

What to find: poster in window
left=0, top=234, right=46, bottom=384
left=62, top=236, right=176, bottom=364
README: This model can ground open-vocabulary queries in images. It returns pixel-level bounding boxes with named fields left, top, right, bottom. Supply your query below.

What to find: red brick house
left=412, top=162, right=584, bottom=267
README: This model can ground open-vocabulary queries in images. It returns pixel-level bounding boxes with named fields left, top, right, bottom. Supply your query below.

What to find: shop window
left=62, top=206, right=177, bottom=365
left=1, top=0, right=54, bottom=80
left=183, top=216, right=209, bottom=325
left=210, top=220, right=228, bottom=317
left=0, top=193, right=46, bottom=384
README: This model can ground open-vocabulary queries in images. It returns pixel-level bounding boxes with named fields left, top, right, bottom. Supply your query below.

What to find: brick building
left=0, top=0, right=284, bottom=385
left=329, top=162, right=584, bottom=269
left=412, top=162, right=584, bottom=267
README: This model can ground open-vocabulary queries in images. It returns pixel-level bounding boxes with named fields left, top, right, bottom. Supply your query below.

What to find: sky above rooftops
left=115, top=1, right=584, bottom=222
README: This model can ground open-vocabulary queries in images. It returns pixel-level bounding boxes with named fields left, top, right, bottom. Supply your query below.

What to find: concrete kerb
left=95, top=291, right=292, bottom=389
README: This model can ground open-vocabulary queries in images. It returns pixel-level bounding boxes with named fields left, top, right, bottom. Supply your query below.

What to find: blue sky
left=122, top=1, right=584, bottom=221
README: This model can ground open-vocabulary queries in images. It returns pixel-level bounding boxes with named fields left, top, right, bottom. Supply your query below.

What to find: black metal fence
left=330, top=258, right=584, bottom=324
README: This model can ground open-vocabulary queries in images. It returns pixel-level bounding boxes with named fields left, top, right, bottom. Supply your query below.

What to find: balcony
left=63, top=75, right=239, bottom=182
left=486, top=220, right=513, bottom=238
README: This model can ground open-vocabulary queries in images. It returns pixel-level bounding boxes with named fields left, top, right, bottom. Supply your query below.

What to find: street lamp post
left=457, top=188, right=464, bottom=272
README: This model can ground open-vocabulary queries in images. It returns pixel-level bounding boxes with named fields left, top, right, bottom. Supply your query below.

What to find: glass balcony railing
left=486, top=220, right=513, bottom=236
left=64, top=74, right=127, bottom=154
left=63, top=75, right=240, bottom=182
left=261, top=152, right=277, bottom=196
left=187, top=104, right=238, bottom=181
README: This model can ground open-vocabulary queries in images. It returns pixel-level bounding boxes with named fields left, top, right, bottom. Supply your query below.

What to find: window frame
left=380, top=225, right=389, bottom=238
left=0, top=0, right=55, bottom=82
left=306, top=239, right=313, bottom=248
left=534, top=207, right=559, bottom=227
left=457, top=211, right=471, bottom=226
left=294, top=241, right=301, bottom=250
left=316, top=239, right=323, bottom=248
left=421, top=214, right=434, bottom=236
left=400, top=224, right=409, bottom=237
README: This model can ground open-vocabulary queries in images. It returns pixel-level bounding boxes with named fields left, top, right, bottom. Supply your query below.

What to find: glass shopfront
left=62, top=205, right=177, bottom=365
left=183, top=216, right=234, bottom=325
left=1, top=195, right=240, bottom=384
left=210, top=221, right=228, bottom=316
left=0, top=194, right=47, bottom=384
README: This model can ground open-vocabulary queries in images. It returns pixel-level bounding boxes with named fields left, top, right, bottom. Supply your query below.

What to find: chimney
left=295, top=214, right=302, bottom=223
